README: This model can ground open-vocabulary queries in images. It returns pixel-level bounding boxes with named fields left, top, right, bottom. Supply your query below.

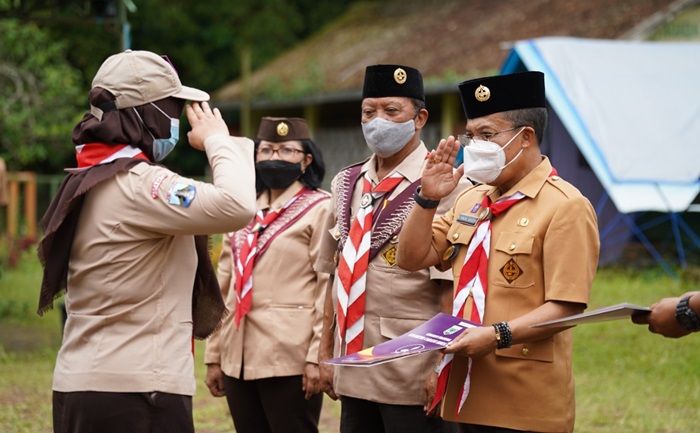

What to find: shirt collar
left=258, top=181, right=305, bottom=211
left=490, top=156, right=553, bottom=201
left=362, top=141, right=428, bottom=184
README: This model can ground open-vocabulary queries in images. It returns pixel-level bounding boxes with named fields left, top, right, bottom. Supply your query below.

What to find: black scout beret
left=458, top=71, right=546, bottom=119
left=256, top=117, right=310, bottom=142
left=362, top=64, right=425, bottom=101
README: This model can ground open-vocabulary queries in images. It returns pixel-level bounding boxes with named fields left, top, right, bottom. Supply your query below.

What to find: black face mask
left=256, top=160, right=303, bottom=190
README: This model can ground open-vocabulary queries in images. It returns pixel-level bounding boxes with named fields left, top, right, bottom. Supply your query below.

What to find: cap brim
left=173, top=85, right=210, bottom=102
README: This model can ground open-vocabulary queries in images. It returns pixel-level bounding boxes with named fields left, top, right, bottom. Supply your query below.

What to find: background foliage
left=0, top=19, right=83, bottom=171
left=0, top=0, right=354, bottom=174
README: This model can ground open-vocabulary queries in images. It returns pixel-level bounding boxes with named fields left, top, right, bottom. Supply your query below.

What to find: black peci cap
left=362, top=64, right=424, bottom=101
left=458, top=71, right=546, bottom=119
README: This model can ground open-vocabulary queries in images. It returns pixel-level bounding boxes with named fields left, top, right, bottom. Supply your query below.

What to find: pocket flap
left=495, top=339, right=552, bottom=363
left=446, top=223, right=478, bottom=246
left=494, top=232, right=534, bottom=255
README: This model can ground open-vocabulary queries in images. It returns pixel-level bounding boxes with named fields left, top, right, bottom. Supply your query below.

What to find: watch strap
left=414, top=186, right=440, bottom=209
left=675, top=296, right=700, bottom=332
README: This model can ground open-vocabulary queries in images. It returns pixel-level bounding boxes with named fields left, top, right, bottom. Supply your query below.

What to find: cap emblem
left=475, top=85, right=491, bottom=102
left=276, top=122, right=289, bottom=137
left=394, top=68, right=407, bottom=84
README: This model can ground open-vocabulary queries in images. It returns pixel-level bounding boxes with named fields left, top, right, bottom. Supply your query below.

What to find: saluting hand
left=420, top=136, right=465, bottom=200
left=185, top=101, right=230, bottom=151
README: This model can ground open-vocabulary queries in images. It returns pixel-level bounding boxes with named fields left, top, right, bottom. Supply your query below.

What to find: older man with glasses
left=398, top=71, right=600, bottom=433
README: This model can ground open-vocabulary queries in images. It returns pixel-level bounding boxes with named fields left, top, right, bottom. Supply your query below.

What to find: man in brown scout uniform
left=316, top=64, right=460, bottom=433
left=398, top=71, right=600, bottom=433
left=38, top=50, right=257, bottom=433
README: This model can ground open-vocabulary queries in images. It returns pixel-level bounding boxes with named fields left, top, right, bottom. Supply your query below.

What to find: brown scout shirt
left=53, top=135, right=256, bottom=396
left=316, top=142, right=460, bottom=406
left=430, top=157, right=599, bottom=432
left=204, top=181, right=331, bottom=380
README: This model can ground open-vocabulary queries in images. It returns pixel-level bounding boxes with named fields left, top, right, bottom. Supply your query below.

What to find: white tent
left=502, top=37, right=700, bottom=269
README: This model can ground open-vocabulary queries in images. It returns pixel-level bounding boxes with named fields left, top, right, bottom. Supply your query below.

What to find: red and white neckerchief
left=429, top=191, right=526, bottom=414
left=233, top=188, right=307, bottom=327
left=336, top=172, right=404, bottom=354
left=429, top=168, right=558, bottom=415
left=75, top=143, right=148, bottom=168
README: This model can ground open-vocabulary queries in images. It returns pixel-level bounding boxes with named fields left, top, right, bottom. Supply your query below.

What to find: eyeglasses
left=256, top=145, right=306, bottom=160
left=457, top=126, right=524, bottom=147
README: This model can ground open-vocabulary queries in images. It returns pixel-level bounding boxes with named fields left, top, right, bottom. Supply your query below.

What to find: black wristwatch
left=414, top=186, right=440, bottom=209
left=675, top=296, right=700, bottom=332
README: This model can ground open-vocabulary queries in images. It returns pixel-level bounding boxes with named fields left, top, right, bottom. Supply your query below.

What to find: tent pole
left=635, top=214, right=670, bottom=231
left=599, top=212, right=623, bottom=241
left=594, top=190, right=608, bottom=216
left=622, top=213, right=676, bottom=278
left=670, top=213, right=686, bottom=268
left=677, top=215, right=700, bottom=249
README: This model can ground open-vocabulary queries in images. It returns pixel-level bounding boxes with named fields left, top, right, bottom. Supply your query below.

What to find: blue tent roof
left=502, top=37, right=700, bottom=213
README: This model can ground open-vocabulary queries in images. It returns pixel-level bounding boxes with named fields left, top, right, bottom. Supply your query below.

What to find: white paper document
left=531, top=303, right=651, bottom=328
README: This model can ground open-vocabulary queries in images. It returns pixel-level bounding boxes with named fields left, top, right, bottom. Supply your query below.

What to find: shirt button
left=509, top=243, right=516, bottom=251
left=551, top=176, right=560, bottom=181
left=452, top=233, right=460, bottom=240
left=522, top=346, right=529, bottom=356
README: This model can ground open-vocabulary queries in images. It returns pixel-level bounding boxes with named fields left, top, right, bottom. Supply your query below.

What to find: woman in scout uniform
left=204, top=117, right=330, bottom=433
left=40, top=50, right=257, bottom=433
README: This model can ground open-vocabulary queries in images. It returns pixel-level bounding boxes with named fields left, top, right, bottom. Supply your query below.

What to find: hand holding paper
left=531, top=303, right=650, bottom=328
left=324, top=313, right=478, bottom=367
left=444, top=326, right=497, bottom=358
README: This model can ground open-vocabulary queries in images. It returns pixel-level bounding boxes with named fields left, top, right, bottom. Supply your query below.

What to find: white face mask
left=462, top=127, right=525, bottom=184
left=361, top=117, right=416, bottom=158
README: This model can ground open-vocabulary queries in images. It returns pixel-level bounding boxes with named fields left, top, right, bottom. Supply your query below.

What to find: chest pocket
left=496, top=338, right=553, bottom=363
left=492, top=231, right=535, bottom=289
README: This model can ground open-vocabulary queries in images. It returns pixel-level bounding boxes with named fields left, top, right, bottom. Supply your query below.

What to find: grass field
left=0, top=250, right=698, bottom=433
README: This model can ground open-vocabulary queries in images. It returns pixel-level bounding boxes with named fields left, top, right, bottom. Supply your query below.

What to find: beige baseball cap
left=91, top=49, right=209, bottom=112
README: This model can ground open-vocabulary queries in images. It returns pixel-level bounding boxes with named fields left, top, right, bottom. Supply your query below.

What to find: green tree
left=0, top=0, right=355, bottom=174
left=0, top=19, right=83, bottom=170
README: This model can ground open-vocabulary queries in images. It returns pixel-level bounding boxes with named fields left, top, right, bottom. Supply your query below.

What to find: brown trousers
left=53, top=391, right=193, bottom=433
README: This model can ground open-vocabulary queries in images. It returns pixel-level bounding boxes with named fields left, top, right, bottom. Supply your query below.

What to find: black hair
left=500, top=107, right=548, bottom=143
left=410, top=97, right=426, bottom=116
left=254, top=138, right=326, bottom=194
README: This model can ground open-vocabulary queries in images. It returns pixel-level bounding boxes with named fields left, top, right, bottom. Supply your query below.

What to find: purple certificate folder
left=324, top=313, right=478, bottom=367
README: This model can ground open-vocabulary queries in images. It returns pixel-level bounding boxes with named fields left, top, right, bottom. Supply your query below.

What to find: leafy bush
left=0, top=19, right=83, bottom=171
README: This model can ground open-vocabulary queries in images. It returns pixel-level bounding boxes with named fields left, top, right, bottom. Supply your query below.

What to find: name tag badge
left=457, top=214, right=478, bottom=226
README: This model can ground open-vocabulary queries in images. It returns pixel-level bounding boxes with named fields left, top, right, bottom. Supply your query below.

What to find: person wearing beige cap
left=38, top=49, right=257, bottom=433
left=204, top=117, right=330, bottom=433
